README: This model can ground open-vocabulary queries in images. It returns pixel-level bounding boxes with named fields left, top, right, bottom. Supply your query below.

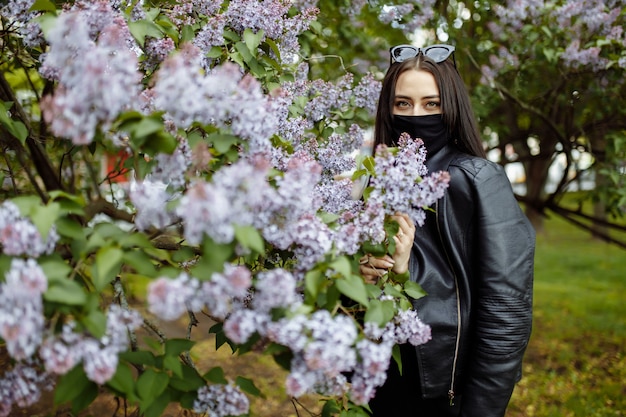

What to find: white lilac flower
left=147, top=274, right=197, bottom=321
left=350, top=339, right=394, bottom=405
left=81, top=340, right=119, bottom=385
left=193, top=383, right=250, bottom=417
left=223, top=309, right=262, bottom=344
left=0, top=261, right=47, bottom=360
left=0, top=361, right=51, bottom=410
left=369, top=134, right=450, bottom=226
left=40, top=7, right=141, bottom=145
left=39, top=323, right=84, bottom=375
left=149, top=137, right=192, bottom=189
left=253, top=269, right=299, bottom=313
left=0, top=201, right=59, bottom=257
left=202, top=264, right=253, bottom=320
left=129, top=179, right=176, bottom=231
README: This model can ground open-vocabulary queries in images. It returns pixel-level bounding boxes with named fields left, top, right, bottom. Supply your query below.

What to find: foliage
left=0, top=1, right=448, bottom=416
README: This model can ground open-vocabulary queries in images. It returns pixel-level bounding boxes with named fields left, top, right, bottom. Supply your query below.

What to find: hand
left=359, top=253, right=395, bottom=284
left=390, top=212, right=415, bottom=274
left=359, top=213, right=415, bottom=283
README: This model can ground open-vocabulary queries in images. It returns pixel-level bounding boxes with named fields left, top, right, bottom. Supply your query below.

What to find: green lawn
left=508, top=209, right=626, bottom=417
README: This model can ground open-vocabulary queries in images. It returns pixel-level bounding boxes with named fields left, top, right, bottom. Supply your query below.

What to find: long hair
left=374, top=54, right=486, bottom=158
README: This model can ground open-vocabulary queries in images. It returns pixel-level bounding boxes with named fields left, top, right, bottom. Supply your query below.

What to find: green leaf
left=119, top=350, right=157, bottom=367
left=128, top=19, right=163, bottom=46
left=209, top=133, right=239, bottom=154
left=335, top=274, right=369, bottom=307
left=164, top=338, right=195, bottom=357
left=55, top=217, right=85, bottom=240
left=143, top=390, right=171, bottom=417
left=107, top=362, right=136, bottom=398
left=81, top=309, right=107, bottom=339
left=30, top=202, right=61, bottom=240
left=364, top=299, right=395, bottom=327
left=137, top=369, right=169, bottom=404
left=123, top=250, right=157, bottom=276
left=29, top=0, right=57, bottom=12
left=329, top=256, right=352, bottom=278
left=0, top=102, right=28, bottom=144
left=304, top=269, right=324, bottom=302
left=243, top=28, right=264, bottom=55
left=403, top=281, right=427, bottom=300
left=94, top=246, right=123, bottom=290
left=204, top=367, right=228, bottom=384
left=163, top=355, right=183, bottom=378
left=235, top=376, right=264, bottom=398
left=168, top=365, right=205, bottom=392
left=44, top=279, right=87, bottom=306
left=54, top=365, right=91, bottom=404
left=234, top=224, right=265, bottom=253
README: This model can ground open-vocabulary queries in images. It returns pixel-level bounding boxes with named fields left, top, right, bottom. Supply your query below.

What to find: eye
left=394, top=99, right=412, bottom=108
left=425, top=101, right=440, bottom=108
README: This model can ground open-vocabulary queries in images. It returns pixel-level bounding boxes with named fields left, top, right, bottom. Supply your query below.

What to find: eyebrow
left=393, top=94, right=440, bottom=100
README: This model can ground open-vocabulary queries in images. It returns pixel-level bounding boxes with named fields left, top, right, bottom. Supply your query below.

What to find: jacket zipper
left=435, top=200, right=462, bottom=406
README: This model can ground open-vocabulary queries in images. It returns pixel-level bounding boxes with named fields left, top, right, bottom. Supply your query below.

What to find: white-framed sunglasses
left=389, top=44, right=456, bottom=68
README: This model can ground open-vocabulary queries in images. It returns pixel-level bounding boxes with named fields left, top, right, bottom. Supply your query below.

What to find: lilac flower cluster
left=39, top=4, right=142, bottom=145
left=129, top=179, right=177, bottom=231
left=149, top=137, right=192, bottom=189
left=373, top=1, right=436, bottom=33
left=488, top=0, right=624, bottom=73
left=152, top=48, right=278, bottom=152
left=304, top=74, right=354, bottom=122
left=141, top=36, right=176, bottom=72
left=368, top=133, right=450, bottom=227
left=193, top=383, right=250, bottom=417
left=38, top=305, right=142, bottom=384
left=224, top=0, right=319, bottom=60
left=147, top=264, right=253, bottom=322
left=0, top=361, right=52, bottom=417
left=0, top=259, right=46, bottom=360
left=353, top=74, right=382, bottom=116
left=1, top=0, right=45, bottom=47
left=0, top=201, right=58, bottom=258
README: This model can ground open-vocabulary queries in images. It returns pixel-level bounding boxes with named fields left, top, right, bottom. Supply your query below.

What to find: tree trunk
left=523, top=155, right=553, bottom=233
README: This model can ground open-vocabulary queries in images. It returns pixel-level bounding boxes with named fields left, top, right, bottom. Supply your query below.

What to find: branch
left=84, top=197, right=134, bottom=223
left=462, top=48, right=566, bottom=143
left=0, top=70, right=63, bottom=194
left=546, top=203, right=626, bottom=249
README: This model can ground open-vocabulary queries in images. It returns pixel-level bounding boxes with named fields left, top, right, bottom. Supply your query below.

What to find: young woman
left=360, top=44, right=535, bottom=417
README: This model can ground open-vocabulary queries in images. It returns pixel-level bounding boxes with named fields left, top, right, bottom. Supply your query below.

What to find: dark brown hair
left=374, top=54, right=486, bottom=158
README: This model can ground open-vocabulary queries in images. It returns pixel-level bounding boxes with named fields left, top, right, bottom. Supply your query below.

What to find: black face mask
left=391, top=114, right=449, bottom=155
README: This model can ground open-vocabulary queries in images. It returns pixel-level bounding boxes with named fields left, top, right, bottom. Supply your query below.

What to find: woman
left=360, top=44, right=535, bottom=417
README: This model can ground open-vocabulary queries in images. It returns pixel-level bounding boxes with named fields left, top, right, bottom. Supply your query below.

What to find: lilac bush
left=0, top=1, right=455, bottom=416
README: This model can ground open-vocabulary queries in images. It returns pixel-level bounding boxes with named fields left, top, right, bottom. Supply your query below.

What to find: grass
left=507, top=207, right=626, bottom=417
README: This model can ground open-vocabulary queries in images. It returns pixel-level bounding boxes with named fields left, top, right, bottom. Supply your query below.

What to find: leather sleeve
left=459, top=162, right=535, bottom=417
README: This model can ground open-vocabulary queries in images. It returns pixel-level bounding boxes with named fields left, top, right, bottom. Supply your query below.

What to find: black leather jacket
left=407, top=143, right=535, bottom=417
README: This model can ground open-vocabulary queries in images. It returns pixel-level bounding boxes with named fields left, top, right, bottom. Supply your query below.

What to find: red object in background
left=105, top=150, right=131, bottom=183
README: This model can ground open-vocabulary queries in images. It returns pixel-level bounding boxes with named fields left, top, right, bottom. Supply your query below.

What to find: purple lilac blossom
left=0, top=260, right=46, bottom=360
left=149, top=137, right=192, bottom=188
left=129, top=179, right=177, bottom=231
left=0, top=361, right=52, bottom=416
left=368, top=134, right=450, bottom=226
left=350, top=339, right=394, bottom=404
left=38, top=307, right=141, bottom=383
left=0, top=201, right=59, bottom=257
left=147, top=274, right=199, bottom=321
left=253, top=268, right=300, bottom=312
left=153, top=49, right=278, bottom=150
left=193, top=383, right=250, bottom=417
left=142, top=36, right=176, bottom=72
left=40, top=7, right=141, bottom=145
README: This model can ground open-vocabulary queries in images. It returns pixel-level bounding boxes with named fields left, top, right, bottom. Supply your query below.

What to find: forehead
left=394, top=69, right=439, bottom=97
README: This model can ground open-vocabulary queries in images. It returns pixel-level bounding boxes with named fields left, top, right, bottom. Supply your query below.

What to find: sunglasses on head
left=389, top=44, right=456, bottom=67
